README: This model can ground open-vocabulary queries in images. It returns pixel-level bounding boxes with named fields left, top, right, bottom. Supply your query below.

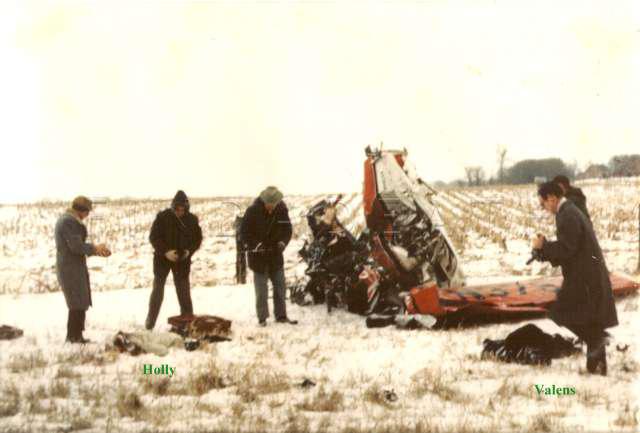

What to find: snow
left=1, top=181, right=639, bottom=432
left=1, top=281, right=638, bottom=432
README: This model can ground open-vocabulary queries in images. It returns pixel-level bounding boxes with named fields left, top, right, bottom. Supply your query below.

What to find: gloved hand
left=181, top=249, right=190, bottom=261
left=277, top=241, right=286, bottom=252
left=165, top=250, right=179, bottom=262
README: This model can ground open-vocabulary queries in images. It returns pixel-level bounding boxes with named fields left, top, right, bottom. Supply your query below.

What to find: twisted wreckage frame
left=290, top=147, right=639, bottom=327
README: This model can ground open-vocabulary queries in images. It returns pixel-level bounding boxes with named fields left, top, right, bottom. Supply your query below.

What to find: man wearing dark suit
left=532, top=182, right=617, bottom=375
left=552, top=175, right=591, bottom=223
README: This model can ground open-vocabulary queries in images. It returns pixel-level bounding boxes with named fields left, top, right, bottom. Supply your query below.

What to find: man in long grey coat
left=55, top=196, right=111, bottom=343
left=532, top=182, right=617, bottom=375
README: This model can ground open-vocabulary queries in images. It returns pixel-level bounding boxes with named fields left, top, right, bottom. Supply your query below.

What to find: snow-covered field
left=1, top=179, right=639, bottom=432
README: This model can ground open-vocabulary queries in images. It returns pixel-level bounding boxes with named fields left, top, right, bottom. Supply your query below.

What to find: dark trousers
left=146, top=255, right=193, bottom=330
left=565, top=324, right=605, bottom=353
left=67, top=309, right=86, bottom=340
left=236, top=250, right=247, bottom=284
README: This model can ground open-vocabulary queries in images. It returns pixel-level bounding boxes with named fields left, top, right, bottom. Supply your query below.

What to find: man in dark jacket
left=241, top=186, right=296, bottom=326
left=532, top=182, right=617, bottom=375
left=55, top=196, right=111, bottom=343
left=146, top=190, right=203, bottom=330
left=552, top=175, right=591, bottom=223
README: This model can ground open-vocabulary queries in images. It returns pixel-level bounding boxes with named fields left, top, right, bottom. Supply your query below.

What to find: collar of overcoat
left=66, top=209, right=86, bottom=226
left=556, top=197, right=569, bottom=215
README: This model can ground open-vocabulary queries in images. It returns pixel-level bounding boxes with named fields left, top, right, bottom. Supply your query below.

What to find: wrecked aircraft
left=293, top=146, right=639, bottom=325
left=294, top=147, right=467, bottom=317
left=294, top=195, right=374, bottom=314
left=362, top=146, right=465, bottom=290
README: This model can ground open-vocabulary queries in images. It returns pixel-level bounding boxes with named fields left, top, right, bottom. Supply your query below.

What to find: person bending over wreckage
left=531, top=181, right=617, bottom=375
left=55, top=196, right=112, bottom=344
left=241, top=186, right=297, bottom=327
left=146, top=190, right=203, bottom=330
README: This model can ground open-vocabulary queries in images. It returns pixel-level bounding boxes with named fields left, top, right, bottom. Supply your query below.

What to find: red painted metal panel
left=408, top=273, right=639, bottom=318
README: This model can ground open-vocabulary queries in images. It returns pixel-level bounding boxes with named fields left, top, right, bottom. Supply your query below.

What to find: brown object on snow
left=168, top=314, right=232, bottom=342
left=0, top=325, right=23, bottom=340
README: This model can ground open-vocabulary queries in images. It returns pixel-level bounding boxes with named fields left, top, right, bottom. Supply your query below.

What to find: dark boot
left=66, top=309, right=76, bottom=342
left=586, top=337, right=607, bottom=376
left=66, top=310, right=90, bottom=344
left=598, top=346, right=607, bottom=376
left=77, top=310, right=89, bottom=342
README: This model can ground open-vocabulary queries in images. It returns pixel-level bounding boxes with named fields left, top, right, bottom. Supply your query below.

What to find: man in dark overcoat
left=552, top=175, right=592, bottom=223
left=532, top=182, right=617, bottom=375
left=55, top=196, right=111, bottom=343
left=240, top=186, right=296, bottom=326
left=146, top=190, right=203, bottom=330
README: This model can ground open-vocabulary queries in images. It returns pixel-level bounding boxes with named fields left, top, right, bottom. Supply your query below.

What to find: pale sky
left=1, top=0, right=638, bottom=203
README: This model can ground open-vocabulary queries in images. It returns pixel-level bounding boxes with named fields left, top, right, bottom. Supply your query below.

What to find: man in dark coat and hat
left=532, top=182, right=617, bottom=375
left=146, top=190, right=203, bottom=330
left=55, top=196, right=111, bottom=343
left=240, top=186, right=296, bottom=326
left=552, top=175, right=591, bottom=223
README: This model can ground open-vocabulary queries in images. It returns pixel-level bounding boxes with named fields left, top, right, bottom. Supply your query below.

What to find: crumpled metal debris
left=294, top=196, right=417, bottom=317
left=294, top=147, right=469, bottom=321
left=294, top=196, right=375, bottom=314
left=386, top=202, right=456, bottom=286
left=363, top=147, right=465, bottom=289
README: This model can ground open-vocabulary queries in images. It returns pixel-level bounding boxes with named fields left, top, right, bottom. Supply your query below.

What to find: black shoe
left=259, top=320, right=267, bottom=327
left=276, top=317, right=298, bottom=325
left=66, top=336, right=91, bottom=344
